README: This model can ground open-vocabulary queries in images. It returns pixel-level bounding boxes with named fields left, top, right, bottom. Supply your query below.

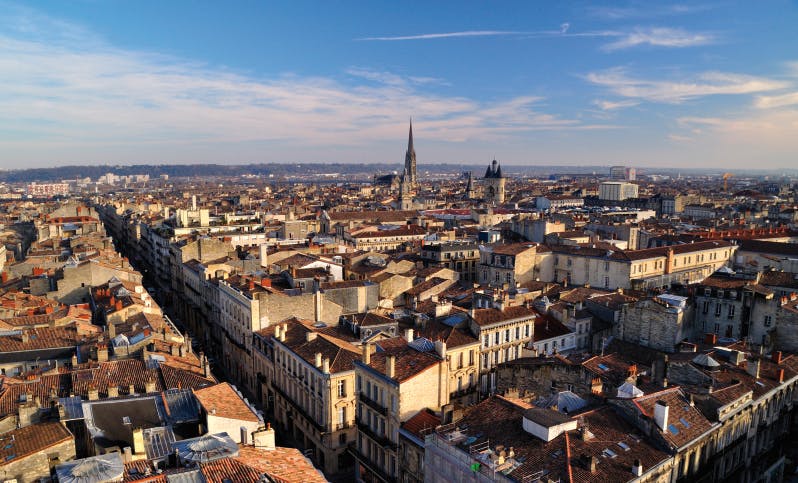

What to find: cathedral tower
left=483, top=159, right=506, bottom=204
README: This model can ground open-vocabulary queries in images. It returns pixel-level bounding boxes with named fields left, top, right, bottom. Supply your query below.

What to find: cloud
left=587, top=4, right=713, bottom=20
left=668, top=134, right=692, bottom=142
left=755, top=92, right=798, bottom=109
left=592, top=99, right=640, bottom=110
left=0, top=8, right=614, bottom=164
left=602, top=27, right=714, bottom=51
left=355, top=30, right=528, bottom=41
left=585, top=68, right=788, bottom=103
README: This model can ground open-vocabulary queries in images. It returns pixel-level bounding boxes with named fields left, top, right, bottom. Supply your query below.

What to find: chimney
left=21, top=331, right=29, bottom=344
left=322, top=358, right=330, bottom=374
left=314, top=288, right=323, bottom=323
left=254, top=423, right=276, bottom=450
left=240, top=426, right=249, bottom=445
left=108, top=322, right=116, bottom=338
left=746, top=358, right=760, bottom=379
left=589, top=455, right=598, bottom=474
left=107, top=386, right=119, bottom=398
left=88, top=385, right=99, bottom=401
left=405, top=328, right=414, bottom=343
left=591, top=377, right=602, bottom=395
left=259, top=244, right=269, bottom=268
left=434, top=340, right=447, bottom=359
left=129, top=384, right=136, bottom=395
left=123, top=447, right=132, bottom=463
left=772, top=351, right=783, bottom=365
left=97, top=344, right=108, bottom=362
left=132, top=427, right=145, bottom=454
left=778, top=368, right=785, bottom=384
left=305, top=332, right=317, bottom=342
left=654, top=400, right=669, bottom=431
left=274, top=325, right=282, bottom=340
left=632, top=459, right=643, bottom=477
left=386, top=355, right=396, bottom=379
left=248, top=279, right=255, bottom=291
left=705, top=333, right=717, bottom=345
left=315, top=352, right=323, bottom=368
left=363, top=343, right=371, bottom=365
left=145, top=378, right=156, bottom=393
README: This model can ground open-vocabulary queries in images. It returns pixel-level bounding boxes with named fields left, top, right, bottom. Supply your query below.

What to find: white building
left=599, top=182, right=639, bottom=201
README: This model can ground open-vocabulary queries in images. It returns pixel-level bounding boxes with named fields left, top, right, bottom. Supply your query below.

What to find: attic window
left=679, top=418, right=691, bottom=429
left=668, top=424, right=680, bottom=435
left=617, top=442, right=630, bottom=451
left=597, top=363, right=610, bottom=371
left=602, top=448, right=617, bottom=458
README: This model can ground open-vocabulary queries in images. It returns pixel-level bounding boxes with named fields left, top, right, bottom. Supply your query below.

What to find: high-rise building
left=402, top=119, right=417, bottom=187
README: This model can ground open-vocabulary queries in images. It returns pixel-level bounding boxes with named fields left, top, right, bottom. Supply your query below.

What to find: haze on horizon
left=1, top=1, right=797, bottom=170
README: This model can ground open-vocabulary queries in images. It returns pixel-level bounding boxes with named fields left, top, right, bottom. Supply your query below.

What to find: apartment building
left=263, top=318, right=360, bottom=475
left=353, top=336, right=449, bottom=483
left=478, top=243, right=552, bottom=287
left=419, top=241, right=480, bottom=282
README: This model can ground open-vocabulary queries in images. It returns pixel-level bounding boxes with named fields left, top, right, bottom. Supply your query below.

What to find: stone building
left=618, top=295, right=694, bottom=353
left=482, top=159, right=506, bottom=205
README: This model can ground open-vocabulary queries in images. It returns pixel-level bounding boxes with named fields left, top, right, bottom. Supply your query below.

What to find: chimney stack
left=654, top=400, right=669, bottom=431
left=240, top=426, right=249, bottom=445
left=315, top=352, right=322, bottom=368
left=259, top=244, right=269, bottom=269
left=772, top=351, right=783, bottom=365
left=405, top=328, right=414, bottom=343
left=778, top=368, right=785, bottom=384
left=632, top=459, right=643, bottom=477
left=363, top=343, right=371, bottom=365
left=386, top=355, right=396, bottom=379
left=254, top=423, right=276, bottom=450
left=322, top=358, right=330, bottom=374
left=746, top=358, right=760, bottom=379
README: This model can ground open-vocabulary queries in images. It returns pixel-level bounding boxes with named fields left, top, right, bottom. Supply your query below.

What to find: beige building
left=262, top=317, right=360, bottom=475
left=478, top=243, right=552, bottom=287
left=468, top=293, right=538, bottom=394
left=353, top=335, right=449, bottom=483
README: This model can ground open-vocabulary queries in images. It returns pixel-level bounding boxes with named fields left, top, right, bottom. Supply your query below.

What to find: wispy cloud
left=592, top=99, right=640, bottom=111
left=602, top=27, right=714, bottom=51
left=755, top=92, right=798, bottom=109
left=358, top=25, right=713, bottom=53
left=356, top=30, right=527, bottom=41
left=585, top=68, right=788, bottom=103
left=587, top=4, right=713, bottom=20
left=0, top=7, right=613, bottom=164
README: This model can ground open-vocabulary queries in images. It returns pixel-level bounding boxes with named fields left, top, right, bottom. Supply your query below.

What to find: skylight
left=668, top=424, right=680, bottom=435
left=679, top=417, right=691, bottom=429
left=617, top=442, right=630, bottom=451
left=597, top=363, right=610, bottom=371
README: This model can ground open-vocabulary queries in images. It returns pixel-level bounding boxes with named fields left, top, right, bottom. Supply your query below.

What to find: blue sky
left=1, top=1, right=797, bottom=169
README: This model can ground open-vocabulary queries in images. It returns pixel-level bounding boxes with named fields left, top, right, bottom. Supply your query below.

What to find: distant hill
left=0, top=163, right=794, bottom=183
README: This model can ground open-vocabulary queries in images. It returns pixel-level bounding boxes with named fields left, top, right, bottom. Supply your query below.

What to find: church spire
left=403, top=118, right=417, bottom=187
left=407, top=118, right=415, bottom=155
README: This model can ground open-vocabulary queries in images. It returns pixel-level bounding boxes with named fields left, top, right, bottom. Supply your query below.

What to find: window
left=604, top=261, right=610, bottom=271
left=505, top=272, right=512, bottom=283
left=567, top=258, right=572, bottom=267
left=505, top=329, right=510, bottom=342
left=728, top=305, right=735, bottom=319
left=703, top=301, right=710, bottom=314
left=337, top=380, right=346, bottom=398
left=483, top=335, right=489, bottom=347
left=495, top=333, right=500, bottom=344
left=515, top=327, right=520, bottom=339
left=525, top=324, right=530, bottom=337
left=715, top=303, right=722, bottom=317
left=764, top=315, right=772, bottom=327
left=604, top=276, right=610, bottom=288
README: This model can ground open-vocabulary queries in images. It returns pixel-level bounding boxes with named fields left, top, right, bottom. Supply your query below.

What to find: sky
left=1, top=1, right=797, bottom=170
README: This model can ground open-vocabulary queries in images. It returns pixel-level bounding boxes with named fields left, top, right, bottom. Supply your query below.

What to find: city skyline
left=1, top=1, right=797, bottom=168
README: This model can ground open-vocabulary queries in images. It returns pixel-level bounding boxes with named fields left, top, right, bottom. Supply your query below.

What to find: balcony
left=356, top=419, right=396, bottom=450
left=334, top=421, right=354, bottom=431
left=359, top=392, right=388, bottom=416
left=349, top=446, right=397, bottom=483
left=271, top=382, right=325, bottom=433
